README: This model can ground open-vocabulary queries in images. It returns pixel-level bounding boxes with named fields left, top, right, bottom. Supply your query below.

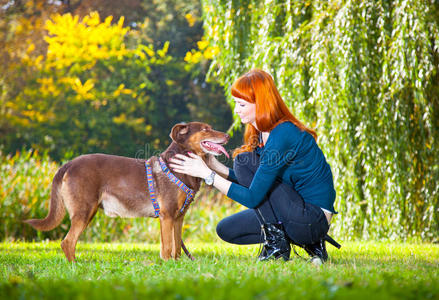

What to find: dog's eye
left=203, top=128, right=208, bottom=131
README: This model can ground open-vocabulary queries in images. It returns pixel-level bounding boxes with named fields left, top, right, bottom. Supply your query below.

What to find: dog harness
left=145, top=156, right=195, bottom=217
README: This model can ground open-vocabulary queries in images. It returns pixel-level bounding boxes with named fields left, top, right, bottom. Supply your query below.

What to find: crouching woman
left=169, top=69, right=338, bottom=263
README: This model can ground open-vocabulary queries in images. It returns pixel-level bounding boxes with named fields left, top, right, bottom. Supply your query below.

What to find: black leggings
left=216, top=151, right=330, bottom=246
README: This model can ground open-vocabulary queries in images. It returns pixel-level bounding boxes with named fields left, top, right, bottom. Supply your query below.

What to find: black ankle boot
left=304, top=239, right=328, bottom=263
left=258, top=223, right=291, bottom=261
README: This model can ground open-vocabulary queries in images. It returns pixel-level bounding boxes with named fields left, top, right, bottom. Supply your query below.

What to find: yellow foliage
left=34, top=55, right=44, bottom=67
left=44, top=12, right=129, bottom=70
left=113, top=84, right=133, bottom=97
left=185, top=40, right=219, bottom=64
left=34, top=12, right=157, bottom=103
left=157, top=41, right=170, bottom=58
left=138, top=44, right=155, bottom=57
left=203, top=46, right=220, bottom=59
left=184, top=51, right=193, bottom=62
left=197, top=40, right=209, bottom=50
left=71, top=78, right=95, bottom=100
left=192, top=51, right=203, bottom=63
left=21, top=110, right=50, bottom=123
left=37, top=77, right=61, bottom=97
left=113, top=113, right=127, bottom=124
left=185, top=51, right=203, bottom=64
left=113, top=113, right=144, bottom=127
left=185, top=13, right=197, bottom=27
left=26, top=43, right=35, bottom=54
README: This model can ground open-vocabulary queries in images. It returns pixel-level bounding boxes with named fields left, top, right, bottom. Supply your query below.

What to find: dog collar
left=145, top=157, right=195, bottom=217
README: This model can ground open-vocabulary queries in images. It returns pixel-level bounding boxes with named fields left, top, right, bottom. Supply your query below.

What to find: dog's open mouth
left=201, top=140, right=229, bottom=158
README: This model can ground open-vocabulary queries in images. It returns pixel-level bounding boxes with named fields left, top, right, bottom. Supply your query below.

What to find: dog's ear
left=170, top=123, right=189, bottom=144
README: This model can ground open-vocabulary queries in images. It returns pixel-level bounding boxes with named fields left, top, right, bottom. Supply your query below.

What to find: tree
left=2, top=11, right=184, bottom=160
left=0, top=0, right=237, bottom=161
left=0, top=0, right=59, bottom=148
left=201, top=0, right=439, bottom=241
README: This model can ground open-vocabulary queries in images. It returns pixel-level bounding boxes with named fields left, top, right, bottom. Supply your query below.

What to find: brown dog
left=24, top=122, right=229, bottom=261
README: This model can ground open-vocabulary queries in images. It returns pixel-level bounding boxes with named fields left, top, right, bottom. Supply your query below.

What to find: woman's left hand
left=168, top=152, right=211, bottom=179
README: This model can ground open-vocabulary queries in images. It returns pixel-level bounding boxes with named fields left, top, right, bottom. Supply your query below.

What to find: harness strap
left=145, top=157, right=196, bottom=260
left=144, top=157, right=196, bottom=217
left=158, top=157, right=195, bottom=213
left=145, top=159, right=160, bottom=217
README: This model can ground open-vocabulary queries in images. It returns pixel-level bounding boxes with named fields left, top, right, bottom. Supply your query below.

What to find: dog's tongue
left=205, top=141, right=229, bottom=158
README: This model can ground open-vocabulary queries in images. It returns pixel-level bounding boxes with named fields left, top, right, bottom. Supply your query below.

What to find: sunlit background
left=1, top=0, right=438, bottom=243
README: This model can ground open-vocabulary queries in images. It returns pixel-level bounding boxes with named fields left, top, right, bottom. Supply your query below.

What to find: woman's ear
left=170, top=123, right=189, bottom=144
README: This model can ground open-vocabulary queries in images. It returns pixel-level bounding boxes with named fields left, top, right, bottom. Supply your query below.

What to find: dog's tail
left=23, top=161, right=72, bottom=231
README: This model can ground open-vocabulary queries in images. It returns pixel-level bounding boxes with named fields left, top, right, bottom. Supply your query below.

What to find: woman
left=169, top=69, right=337, bottom=263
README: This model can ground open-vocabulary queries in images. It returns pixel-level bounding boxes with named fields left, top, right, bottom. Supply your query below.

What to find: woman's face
left=233, top=96, right=256, bottom=126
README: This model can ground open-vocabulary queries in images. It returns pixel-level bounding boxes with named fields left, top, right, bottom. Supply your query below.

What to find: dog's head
left=170, top=122, right=230, bottom=158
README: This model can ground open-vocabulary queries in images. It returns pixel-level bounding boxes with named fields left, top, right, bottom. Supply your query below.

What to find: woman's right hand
left=205, top=154, right=229, bottom=177
left=205, top=154, right=218, bottom=168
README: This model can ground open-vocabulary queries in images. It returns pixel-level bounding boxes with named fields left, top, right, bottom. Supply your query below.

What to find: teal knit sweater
left=227, top=121, right=336, bottom=213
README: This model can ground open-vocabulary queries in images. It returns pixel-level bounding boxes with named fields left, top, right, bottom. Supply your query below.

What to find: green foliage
left=0, top=242, right=438, bottom=299
left=0, top=150, right=59, bottom=240
left=3, top=11, right=186, bottom=160
left=0, top=1, right=237, bottom=162
left=0, top=150, right=241, bottom=242
left=0, top=0, right=57, bottom=149
left=201, top=0, right=439, bottom=241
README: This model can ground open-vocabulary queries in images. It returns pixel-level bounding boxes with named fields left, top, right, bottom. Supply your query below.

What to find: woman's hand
left=205, top=154, right=220, bottom=170
left=170, top=152, right=233, bottom=196
left=205, top=154, right=229, bottom=178
left=168, top=152, right=212, bottom=179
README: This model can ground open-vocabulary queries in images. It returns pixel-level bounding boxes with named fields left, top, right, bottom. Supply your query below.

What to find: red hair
left=232, top=69, right=317, bottom=157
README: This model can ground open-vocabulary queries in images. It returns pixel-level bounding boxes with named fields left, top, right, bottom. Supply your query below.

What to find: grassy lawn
left=0, top=241, right=438, bottom=299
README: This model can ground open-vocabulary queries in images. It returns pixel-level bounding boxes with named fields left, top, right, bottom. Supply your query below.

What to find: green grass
left=0, top=241, right=438, bottom=300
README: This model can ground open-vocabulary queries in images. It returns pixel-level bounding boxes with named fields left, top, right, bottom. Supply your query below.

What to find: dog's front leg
left=172, top=215, right=184, bottom=259
left=159, top=216, right=174, bottom=260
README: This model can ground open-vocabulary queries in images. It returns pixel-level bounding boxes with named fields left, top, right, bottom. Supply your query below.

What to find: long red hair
left=232, top=69, right=317, bottom=157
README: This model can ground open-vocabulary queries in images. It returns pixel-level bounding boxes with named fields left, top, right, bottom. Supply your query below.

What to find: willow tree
left=201, top=0, right=439, bottom=241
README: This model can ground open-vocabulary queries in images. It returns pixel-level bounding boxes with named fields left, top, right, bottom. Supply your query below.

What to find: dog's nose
left=225, top=134, right=230, bottom=140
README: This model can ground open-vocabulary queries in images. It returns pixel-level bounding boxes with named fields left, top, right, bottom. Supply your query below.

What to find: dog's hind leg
left=61, top=214, right=89, bottom=262
left=61, top=202, right=100, bottom=262
left=61, top=201, right=99, bottom=262
left=59, top=175, right=100, bottom=262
